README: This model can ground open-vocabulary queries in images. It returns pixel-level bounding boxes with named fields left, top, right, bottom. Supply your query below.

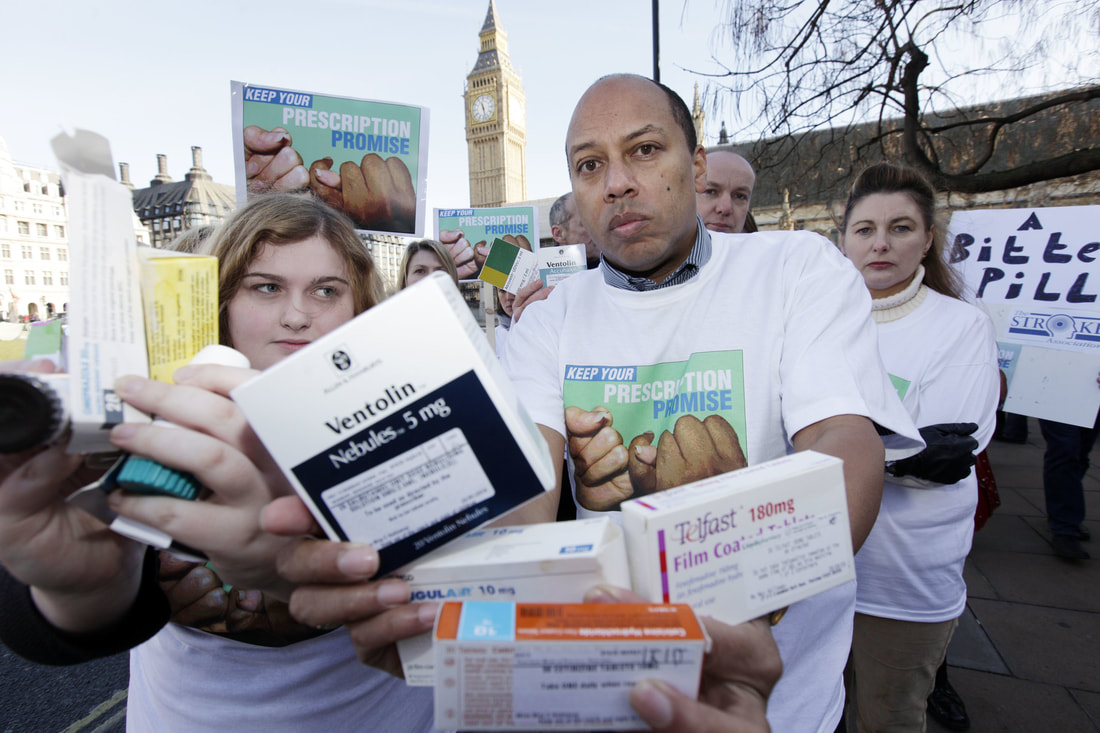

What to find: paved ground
left=0, top=646, right=126, bottom=733
left=928, top=420, right=1099, bottom=732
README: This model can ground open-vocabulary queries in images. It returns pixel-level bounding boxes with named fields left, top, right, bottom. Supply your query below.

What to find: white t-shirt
left=503, top=228, right=922, bottom=733
left=494, top=322, right=510, bottom=357
left=128, top=624, right=437, bottom=732
left=855, top=288, right=999, bottom=622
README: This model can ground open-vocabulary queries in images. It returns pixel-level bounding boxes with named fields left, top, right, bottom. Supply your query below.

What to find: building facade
left=713, top=85, right=1100, bottom=240
left=465, top=0, right=527, bottom=207
left=0, top=137, right=71, bottom=321
left=127, top=147, right=236, bottom=248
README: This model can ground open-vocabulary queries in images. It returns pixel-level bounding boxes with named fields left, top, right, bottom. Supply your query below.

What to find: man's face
left=551, top=195, right=599, bottom=265
left=566, top=76, right=706, bottom=282
left=696, top=152, right=756, bottom=234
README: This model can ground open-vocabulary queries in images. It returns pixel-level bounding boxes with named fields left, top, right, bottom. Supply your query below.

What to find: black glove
left=888, top=422, right=979, bottom=484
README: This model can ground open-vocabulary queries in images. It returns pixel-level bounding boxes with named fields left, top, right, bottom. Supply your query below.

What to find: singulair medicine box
left=396, top=517, right=631, bottom=686
left=232, top=273, right=556, bottom=574
left=621, top=450, right=856, bottom=626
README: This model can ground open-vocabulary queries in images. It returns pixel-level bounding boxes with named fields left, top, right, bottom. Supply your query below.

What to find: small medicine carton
left=232, top=273, right=556, bottom=575
left=621, top=450, right=855, bottom=626
left=433, top=601, right=706, bottom=731
left=52, top=130, right=220, bottom=453
left=54, top=130, right=153, bottom=453
left=396, top=517, right=631, bottom=686
left=537, top=244, right=586, bottom=287
left=138, top=249, right=218, bottom=384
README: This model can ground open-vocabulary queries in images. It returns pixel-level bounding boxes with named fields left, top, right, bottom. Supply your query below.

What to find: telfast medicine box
left=232, top=273, right=556, bottom=574
left=621, top=450, right=855, bottom=626
left=396, top=517, right=631, bottom=686
left=434, top=601, right=706, bottom=731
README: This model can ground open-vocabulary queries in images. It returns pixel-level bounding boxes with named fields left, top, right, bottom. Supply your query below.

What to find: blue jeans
left=1039, top=416, right=1099, bottom=536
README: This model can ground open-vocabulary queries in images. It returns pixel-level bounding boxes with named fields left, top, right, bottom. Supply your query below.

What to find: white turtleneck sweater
left=856, top=267, right=1000, bottom=621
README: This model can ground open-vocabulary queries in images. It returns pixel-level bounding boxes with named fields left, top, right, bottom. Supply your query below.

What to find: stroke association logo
left=1007, top=311, right=1100, bottom=348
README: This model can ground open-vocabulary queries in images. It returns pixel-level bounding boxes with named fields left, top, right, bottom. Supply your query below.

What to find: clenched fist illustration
left=244, top=126, right=309, bottom=195
left=628, top=414, right=747, bottom=494
left=309, top=154, right=416, bottom=233
left=566, top=405, right=635, bottom=512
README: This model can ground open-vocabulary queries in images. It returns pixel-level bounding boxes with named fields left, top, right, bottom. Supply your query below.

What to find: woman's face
left=227, top=235, right=355, bottom=370
left=405, top=249, right=446, bottom=287
left=842, top=192, right=933, bottom=298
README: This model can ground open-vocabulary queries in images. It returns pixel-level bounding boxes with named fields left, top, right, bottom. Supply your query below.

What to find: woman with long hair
left=839, top=162, right=999, bottom=732
left=0, top=193, right=435, bottom=731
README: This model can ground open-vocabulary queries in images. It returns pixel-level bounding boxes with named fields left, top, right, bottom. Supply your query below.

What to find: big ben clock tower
left=465, top=0, right=526, bottom=207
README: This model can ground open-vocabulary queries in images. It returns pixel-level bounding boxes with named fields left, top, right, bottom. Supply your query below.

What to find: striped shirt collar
left=600, top=217, right=712, bottom=291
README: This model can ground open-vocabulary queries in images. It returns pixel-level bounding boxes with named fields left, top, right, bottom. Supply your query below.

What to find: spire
left=780, top=189, right=795, bottom=231
left=480, top=0, right=496, bottom=33
left=719, top=121, right=729, bottom=145
left=471, top=0, right=512, bottom=74
left=692, top=83, right=706, bottom=147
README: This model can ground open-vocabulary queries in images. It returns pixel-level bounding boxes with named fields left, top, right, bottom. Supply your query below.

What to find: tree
left=696, top=0, right=1100, bottom=193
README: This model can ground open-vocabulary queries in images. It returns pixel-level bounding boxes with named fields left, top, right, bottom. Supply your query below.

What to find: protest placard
left=435, top=206, right=540, bottom=281
left=231, top=81, right=429, bottom=236
left=947, top=205, right=1100, bottom=426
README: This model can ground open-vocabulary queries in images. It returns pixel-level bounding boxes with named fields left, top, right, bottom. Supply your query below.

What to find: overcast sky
left=2, top=0, right=1091, bottom=232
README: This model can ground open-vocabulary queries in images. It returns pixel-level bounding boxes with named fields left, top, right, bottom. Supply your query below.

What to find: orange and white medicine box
left=621, top=450, right=855, bottom=626
left=433, top=601, right=706, bottom=731
left=396, top=517, right=631, bottom=686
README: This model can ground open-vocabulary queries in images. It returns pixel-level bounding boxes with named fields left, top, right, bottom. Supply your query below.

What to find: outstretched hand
left=0, top=360, right=144, bottom=632
left=261, top=495, right=437, bottom=677
left=106, top=364, right=298, bottom=598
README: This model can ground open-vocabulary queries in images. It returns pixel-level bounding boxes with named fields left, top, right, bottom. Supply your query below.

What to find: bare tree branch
left=695, top=0, right=1100, bottom=194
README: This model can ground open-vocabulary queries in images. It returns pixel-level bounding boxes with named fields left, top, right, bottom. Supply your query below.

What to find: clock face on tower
left=472, top=94, right=495, bottom=122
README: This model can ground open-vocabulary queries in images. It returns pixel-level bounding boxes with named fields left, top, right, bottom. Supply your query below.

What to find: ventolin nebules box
left=232, top=273, right=556, bottom=574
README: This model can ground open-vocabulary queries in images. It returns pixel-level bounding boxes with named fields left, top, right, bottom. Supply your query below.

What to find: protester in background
left=697, top=150, right=756, bottom=234
left=1038, top=375, right=1098, bottom=560
left=398, top=238, right=460, bottom=290
left=0, top=193, right=435, bottom=731
left=839, top=162, right=999, bottom=733
left=166, top=224, right=216, bottom=255
left=549, top=192, right=599, bottom=268
left=492, top=286, right=516, bottom=354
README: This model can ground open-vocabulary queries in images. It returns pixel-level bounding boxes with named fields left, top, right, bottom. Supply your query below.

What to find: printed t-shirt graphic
left=563, top=351, right=747, bottom=510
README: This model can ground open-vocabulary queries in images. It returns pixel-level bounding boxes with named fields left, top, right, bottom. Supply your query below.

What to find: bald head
left=697, top=150, right=756, bottom=234
left=565, top=74, right=706, bottom=283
